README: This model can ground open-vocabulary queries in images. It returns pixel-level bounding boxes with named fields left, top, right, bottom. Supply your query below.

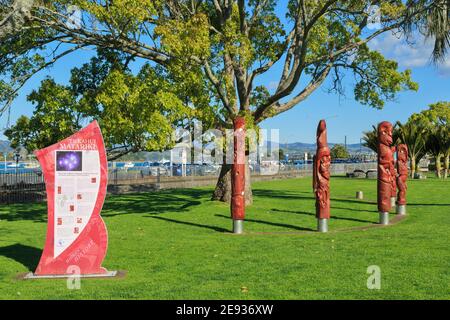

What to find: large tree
left=1, top=1, right=425, bottom=203
left=396, top=119, right=427, bottom=178
left=4, top=54, right=206, bottom=160
left=411, top=101, right=450, bottom=177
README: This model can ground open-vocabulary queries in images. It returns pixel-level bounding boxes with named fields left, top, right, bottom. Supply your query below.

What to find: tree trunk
left=212, top=156, right=253, bottom=205
left=435, top=154, right=442, bottom=178
left=410, top=156, right=416, bottom=178
left=444, top=154, right=449, bottom=179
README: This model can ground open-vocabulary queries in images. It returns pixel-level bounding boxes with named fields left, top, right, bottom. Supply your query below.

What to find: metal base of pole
left=317, top=219, right=328, bottom=232
left=390, top=197, right=396, bottom=208
left=379, top=212, right=389, bottom=225
left=356, top=191, right=364, bottom=200
left=233, top=220, right=244, bottom=234
left=396, top=204, right=406, bottom=215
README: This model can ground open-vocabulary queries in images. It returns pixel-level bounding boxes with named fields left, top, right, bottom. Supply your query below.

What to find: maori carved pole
left=390, top=146, right=397, bottom=208
left=396, top=144, right=408, bottom=215
left=377, top=121, right=394, bottom=225
left=231, top=117, right=246, bottom=234
left=314, top=120, right=331, bottom=232
left=312, top=155, right=317, bottom=193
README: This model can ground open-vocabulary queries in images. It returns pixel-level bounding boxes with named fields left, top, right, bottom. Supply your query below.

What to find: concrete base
left=379, top=212, right=389, bottom=225
left=23, top=270, right=118, bottom=280
left=396, top=204, right=406, bottom=215
left=317, top=219, right=328, bottom=233
left=390, top=197, right=396, bottom=208
left=233, top=220, right=244, bottom=234
left=356, top=191, right=364, bottom=200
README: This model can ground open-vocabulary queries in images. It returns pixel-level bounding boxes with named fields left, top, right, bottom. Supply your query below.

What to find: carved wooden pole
left=377, top=121, right=394, bottom=225
left=231, top=117, right=246, bottom=234
left=390, top=146, right=397, bottom=208
left=396, top=144, right=408, bottom=215
left=314, top=120, right=331, bottom=232
left=312, top=155, right=317, bottom=193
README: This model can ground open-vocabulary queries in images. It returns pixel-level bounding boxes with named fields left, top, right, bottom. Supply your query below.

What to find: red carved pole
left=396, top=144, right=408, bottom=215
left=312, top=155, right=317, bottom=193
left=390, top=146, right=397, bottom=208
left=314, top=120, right=331, bottom=232
left=377, top=121, right=394, bottom=224
left=231, top=117, right=246, bottom=234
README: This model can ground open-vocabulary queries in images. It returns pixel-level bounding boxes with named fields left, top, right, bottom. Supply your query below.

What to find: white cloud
left=368, top=31, right=450, bottom=77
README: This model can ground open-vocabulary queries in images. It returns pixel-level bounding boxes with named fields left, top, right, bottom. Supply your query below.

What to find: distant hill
left=278, top=142, right=372, bottom=155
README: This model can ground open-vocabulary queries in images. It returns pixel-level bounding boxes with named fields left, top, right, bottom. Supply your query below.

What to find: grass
left=0, top=176, right=449, bottom=299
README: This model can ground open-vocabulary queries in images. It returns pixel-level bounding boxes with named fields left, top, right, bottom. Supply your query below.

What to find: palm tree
left=440, top=126, right=450, bottom=178
left=426, top=127, right=445, bottom=177
left=406, top=0, right=450, bottom=62
left=362, top=125, right=378, bottom=153
left=396, top=120, right=428, bottom=178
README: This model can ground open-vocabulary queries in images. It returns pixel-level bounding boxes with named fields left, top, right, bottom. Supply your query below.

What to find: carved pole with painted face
left=314, top=120, right=331, bottom=232
left=390, top=145, right=397, bottom=208
left=377, top=121, right=393, bottom=224
left=231, top=117, right=246, bottom=234
left=396, top=144, right=408, bottom=215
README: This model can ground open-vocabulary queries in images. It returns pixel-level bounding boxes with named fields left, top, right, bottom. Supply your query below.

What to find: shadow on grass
left=330, top=205, right=378, bottom=214
left=271, top=208, right=375, bottom=224
left=0, top=243, right=41, bottom=271
left=0, top=205, right=47, bottom=223
left=146, top=215, right=229, bottom=233
left=215, top=214, right=315, bottom=231
left=407, top=203, right=450, bottom=207
left=102, top=188, right=210, bottom=217
left=252, top=189, right=314, bottom=200
left=330, top=198, right=377, bottom=205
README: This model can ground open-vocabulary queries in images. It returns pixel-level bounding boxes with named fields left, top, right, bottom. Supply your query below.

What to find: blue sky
left=1, top=6, right=450, bottom=144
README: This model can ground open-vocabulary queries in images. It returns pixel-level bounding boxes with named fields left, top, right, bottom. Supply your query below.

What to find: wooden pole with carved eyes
left=396, top=144, right=408, bottom=215
left=390, top=146, right=398, bottom=209
left=314, top=120, right=331, bottom=232
left=231, top=117, right=246, bottom=234
left=377, top=121, right=394, bottom=225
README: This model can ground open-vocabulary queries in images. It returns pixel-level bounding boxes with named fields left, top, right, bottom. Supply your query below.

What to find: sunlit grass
left=0, top=176, right=449, bottom=299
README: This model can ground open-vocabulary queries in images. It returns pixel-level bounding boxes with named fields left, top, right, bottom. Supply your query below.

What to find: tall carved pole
left=314, top=120, right=331, bottom=232
left=396, top=144, right=408, bottom=215
left=377, top=121, right=394, bottom=225
left=312, top=155, right=317, bottom=193
left=231, top=117, right=246, bottom=234
left=390, top=146, right=397, bottom=208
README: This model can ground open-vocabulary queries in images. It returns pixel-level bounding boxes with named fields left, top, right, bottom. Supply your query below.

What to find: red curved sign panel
left=34, top=121, right=108, bottom=275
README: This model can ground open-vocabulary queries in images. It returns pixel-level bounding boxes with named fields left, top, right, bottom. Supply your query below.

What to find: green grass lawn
left=0, top=176, right=449, bottom=299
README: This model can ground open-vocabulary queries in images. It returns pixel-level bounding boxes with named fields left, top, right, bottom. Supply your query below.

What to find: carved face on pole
left=378, top=121, right=393, bottom=147
left=396, top=144, right=408, bottom=206
left=319, top=153, right=331, bottom=180
left=315, top=120, right=331, bottom=220
left=377, top=121, right=394, bottom=213
left=397, top=144, right=408, bottom=163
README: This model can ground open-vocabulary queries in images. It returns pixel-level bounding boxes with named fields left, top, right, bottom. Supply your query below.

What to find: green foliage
left=96, top=66, right=193, bottom=153
left=352, top=45, right=418, bottom=109
left=330, top=144, right=350, bottom=159
left=3, top=54, right=201, bottom=159
left=0, top=0, right=420, bottom=123
left=4, top=79, right=81, bottom=151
